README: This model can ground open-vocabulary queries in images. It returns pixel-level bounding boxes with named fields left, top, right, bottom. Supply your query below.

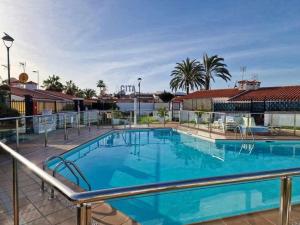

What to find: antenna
left=251, top=73, right=258, bottom=81
left=240, top=66, right=246, bottom=80
left=19, top=62, right=26, bottom=72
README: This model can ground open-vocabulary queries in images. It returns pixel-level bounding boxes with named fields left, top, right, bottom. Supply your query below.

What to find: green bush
left=139, top=115, right=158, bottom=124
left=0, top=103, right=20, bottom=118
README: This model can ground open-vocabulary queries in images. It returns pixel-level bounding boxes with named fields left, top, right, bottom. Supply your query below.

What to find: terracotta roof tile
left=11, top=87, right=61, bottom=101
left=37, top=90, right=76, bottom=101
left=230, top=85, right=300, bottom=101
left=173, top=88, right=243, bottom=101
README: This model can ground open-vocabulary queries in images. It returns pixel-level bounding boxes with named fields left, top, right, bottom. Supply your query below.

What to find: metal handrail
left=234, top=125, right=244, bottom=139
left=0, top=141, right=296, bottom=225
left=53, top=160, right=91, bottom=191
left=53, top=160, right=80, bottom=186
left=246, top=126, right=255, bottom=142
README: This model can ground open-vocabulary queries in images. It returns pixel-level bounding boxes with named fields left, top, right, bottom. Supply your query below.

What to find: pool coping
left=45, top=126, right=300, bottom=225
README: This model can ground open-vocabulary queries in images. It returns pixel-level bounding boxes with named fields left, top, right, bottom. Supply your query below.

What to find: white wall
left=117, top=102, right=170, bottom=114
left=117, top=102, right=154, bottom=114
left=264, top=113, right=300, bottom=127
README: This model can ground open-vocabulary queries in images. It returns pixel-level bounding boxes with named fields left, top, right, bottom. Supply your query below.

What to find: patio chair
left=241, top=117, right=269, bottom=134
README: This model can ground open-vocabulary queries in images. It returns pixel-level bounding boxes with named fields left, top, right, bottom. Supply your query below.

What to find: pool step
left=91, top=202, right=140, bottom=225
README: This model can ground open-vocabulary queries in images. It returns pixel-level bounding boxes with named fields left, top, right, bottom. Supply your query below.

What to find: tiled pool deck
left=0, top=124, right=300, bottom=225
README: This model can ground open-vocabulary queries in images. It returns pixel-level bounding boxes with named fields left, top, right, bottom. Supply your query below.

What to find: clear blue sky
left=0, top=0, right=299, bottom=93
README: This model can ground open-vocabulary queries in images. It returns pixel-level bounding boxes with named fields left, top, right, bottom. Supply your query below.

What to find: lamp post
left=32, top=70, right=40, bottom=89
left=137, top=77, right=142, bottom=118
left=2, top=33, right=14, bottom=106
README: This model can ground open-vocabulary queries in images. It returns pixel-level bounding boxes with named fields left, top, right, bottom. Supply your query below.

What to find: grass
left=138, top=116, right=158, bottom=124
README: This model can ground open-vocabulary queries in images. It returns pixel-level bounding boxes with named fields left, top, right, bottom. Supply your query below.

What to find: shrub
left=0, top=103, right=20, bottom=118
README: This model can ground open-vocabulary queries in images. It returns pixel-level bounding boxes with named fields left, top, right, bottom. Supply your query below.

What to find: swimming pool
left=48, top=128, right=300, bottom=224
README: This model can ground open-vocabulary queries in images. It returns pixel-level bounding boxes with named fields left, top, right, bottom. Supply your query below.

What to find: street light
left=32, top=70, right=40, bottom=89
left=137, top=77, right=142, bottom=118
left=2, top=33, right=14, bottom=105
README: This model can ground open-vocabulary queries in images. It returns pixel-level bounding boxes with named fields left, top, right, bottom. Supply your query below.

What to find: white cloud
left=0, top=0, right=299, bottom=93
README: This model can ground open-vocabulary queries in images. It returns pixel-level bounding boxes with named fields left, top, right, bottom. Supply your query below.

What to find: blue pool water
left=48, top=128, right=300, bottom=224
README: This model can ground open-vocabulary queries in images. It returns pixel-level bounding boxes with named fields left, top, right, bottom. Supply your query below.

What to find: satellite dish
left=19, top=73, right=29, bottom=83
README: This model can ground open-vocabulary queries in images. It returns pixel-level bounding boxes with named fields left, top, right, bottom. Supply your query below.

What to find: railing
left=0, top=110, right=133, bottom=149
left=0, top=141, right=298, bottom=225
left=43, top=155, right=91, bottom=198
left=179, top=110, right=300, bottom=138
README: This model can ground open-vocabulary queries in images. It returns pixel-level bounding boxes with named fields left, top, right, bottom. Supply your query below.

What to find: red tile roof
left=230, top=86, right=300, bottom=101
left=173, top=88, right=244, bottom=101
left=11, top=87, right=76, bottom=101
left=11, top=87, right=61, bottom=101
left=37, top=90, right=77, bottom=101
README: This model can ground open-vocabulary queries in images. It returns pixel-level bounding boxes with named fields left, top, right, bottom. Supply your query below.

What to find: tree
left=170, top=58, right=205, bottom=94
left=202, top=54, right=231, bottom=90
left=75, top=89, right=85, bottom=98
left=64, top=80, right=79, bottom=96
left=157, top=107, right=168, bottom=126
left=42, top=75, right=64, bottom=92
left=158, top=91, right=174, bottom=103
left=97, top=80, right=106, bottom=96
left=83, top=88, right=96, bottom=99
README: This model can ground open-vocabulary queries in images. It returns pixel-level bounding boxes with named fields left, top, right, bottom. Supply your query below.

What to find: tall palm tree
left=83, top=88, right=96, bottom=99
left=64, top=80, right=79, bottom=96
left=75, top=89, right=85, bottom=98
left=202, top=54, right=231, bottom=90
left=97, top=80, right=106, bottom=96
left=170, top=58, right=205, bottom=94
left=42, top=75, right=64, bottom=92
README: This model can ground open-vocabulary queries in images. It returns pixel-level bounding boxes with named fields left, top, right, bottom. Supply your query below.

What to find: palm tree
left=64, top=80, right=79, bottom=96
left=170, top=58, right=205, bottom=94
left=42, top=75, right=64, bottom=92
left=202, top=54, right=231, bottom=90
left=97, top=80, right=106, bottom=96
left=75, top=89, right=85, bottom=98
left=83, top=88, right=96, bottom=99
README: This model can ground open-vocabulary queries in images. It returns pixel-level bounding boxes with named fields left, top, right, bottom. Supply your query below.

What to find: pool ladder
left=42, top=156, right=91, bottom=198
left=234, top=125, right=255, bottom=142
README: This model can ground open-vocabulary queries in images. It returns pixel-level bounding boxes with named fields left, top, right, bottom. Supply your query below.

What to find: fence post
left=44, top=119, right=48, bottom=147
left=64, top=113, right=68, bottom=140
left=129, top=111, right=132, bottom=129
left=88, top=111, right=91, bottom=133
left=111, top=112, right=114, bottom=128
left=209, top=113, right=212, bottom=138
left=97, top=112, right=100, bottom=129
left=279, top=176, right=292, bottom=225
left=77, top=203, right=91, bottom=225
left=224, top=113, right=227, bottom=136
left=12, top=157, right=19, bottom=225
left=246, top=113, right=250, bottom=139
left=16, top=119, right=19, bottom=150
left=187, top=111, right=190, bottom=128
left=293, top=113, right=296, bottom=136
left=77, top=113, right=80, bottom=136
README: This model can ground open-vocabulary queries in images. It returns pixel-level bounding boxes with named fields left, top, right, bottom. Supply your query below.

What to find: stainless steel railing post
left=129, top=111, right=132, bottom=129
left=77, top=113, right=80, bottom=136
left=12, top=157, right=19, bottom=225
left=64, top=114, right=68, bottom=140
left=16, top=119, right=19, bottom=150
left=88, top=112, right=91, bottom=133
left=97, top=112, right=100, bottom=129
left=209, top=113, right=212, bottom=138
left=44, top=122, right=48, bottom=147
left=280, top=176, right=292, bottom=225
left=77, top=203, right=92, bottom=225
left=293, top=113, right=296, bottom=136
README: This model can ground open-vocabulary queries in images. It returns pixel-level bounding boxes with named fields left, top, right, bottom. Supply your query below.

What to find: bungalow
left=9, top=83, right=85, bottom=115
left=173, top=88, right=244, bottom=111
left=172, top=80, right=300, bottom=113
